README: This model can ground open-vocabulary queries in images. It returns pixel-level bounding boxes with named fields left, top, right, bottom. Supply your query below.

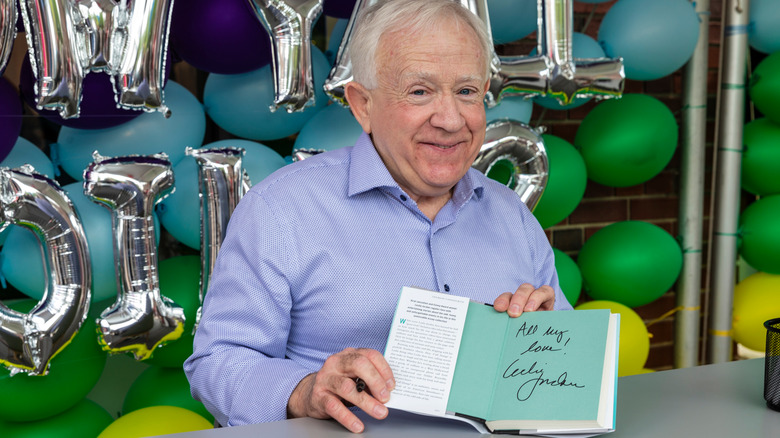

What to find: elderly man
left=184, top=0, right=572, bottom=433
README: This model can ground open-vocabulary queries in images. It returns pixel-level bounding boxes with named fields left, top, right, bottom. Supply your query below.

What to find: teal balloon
left=741, top=118, right=780, bottom=196
left=123, top=365, right=213, bottom=423
left=532, top=134, right=587, bottom=228
left=0, top=137, right=56, bottom=246
left=1, top=183, right=161, bottom=303
left=575, top=94, right=678, bottom=187
left=577, top=221, right=683, bottom=308
left=748, top=0, right=780, bottom=54
left=293, top=103, right=364, bottom=153
left=598, top=0, right=699, bottom=80
left=159, top=139, right=286, bottom=249
left=143, top=256, right=200, bottom=368
left=56, top=81, right=206, bottom=180
left=204, top=46, right=330, bottom=141
left=749, top=52, right=780, bottom=125
left=553, top=248, right=582, bottom=307
left=0, top=137, right=55, bottom=178
left=739, top=195, right=780, bottom=275
left=0, top=399, right=113, bottom=438
left=0, top=299, right=107, bottom=421
left=485, top=96, right=533, bottom=124
left=487, top=0, right=537, bottom=44
left=533, top=33, right=606, bottom=110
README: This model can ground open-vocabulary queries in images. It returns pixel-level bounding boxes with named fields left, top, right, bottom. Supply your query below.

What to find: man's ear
left=344, top=81, right=372, bottom=134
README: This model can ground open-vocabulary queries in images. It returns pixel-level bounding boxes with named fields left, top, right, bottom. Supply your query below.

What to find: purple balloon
left=169, top=0, right=273, bottom=74
left=18, top=56, right=142, bottom=130
left=0, top=77, right=23, bottom=162
left=324, top=0, right=357, bottom=19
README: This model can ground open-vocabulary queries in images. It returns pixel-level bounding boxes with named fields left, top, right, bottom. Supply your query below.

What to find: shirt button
left=444, top=284, right=450, bottom=292
left=400, top=195, right=407, bottom=201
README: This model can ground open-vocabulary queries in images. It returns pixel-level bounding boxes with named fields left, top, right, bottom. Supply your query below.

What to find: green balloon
left=123, top=366, right=213, bottom=423
left=742, top=118, right=780, bottom=196
left=575, top=94, right=678, bottom=187
left=739, top=195, right=780, bottom=274
left=0, top=299, right=107, bottom=421
left=577, top=221, right=682, bottom=308
left=144, top=256, right=201, bottom=368
left=533, top=135, right=588, bottom=228
left=552, top=248, right=582, bottom=306
left=749, top=51, right=780, bottom=124
left=0, top=399, right=113, bottom=438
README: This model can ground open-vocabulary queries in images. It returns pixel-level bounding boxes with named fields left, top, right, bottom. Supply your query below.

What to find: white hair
left=349, top=0, right=493, bottom=89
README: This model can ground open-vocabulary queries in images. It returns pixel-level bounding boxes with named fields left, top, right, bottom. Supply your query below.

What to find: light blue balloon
left=159, top=139, right=287, bottom=249
left=326, top=19, right=348, bottom=65
left=488, top=0, right=537, bottom=44
left=534, top=32, right=606, bottom=110
left=293, top=103, right=364, bottom=153
left=486, top=96, right=533, bottom=124
left=749, top=0, right=780, bottom=54
left=0, top=137, right=55, bottom=178
left=0, top=182, right=161, bottom=302
left=203, top=46, right=331, bottom=141
left=598, top=0, right=699, bottom=81
left=0, top=137, right=57, bottom=246
left=55, top=81, right=206, bottom=180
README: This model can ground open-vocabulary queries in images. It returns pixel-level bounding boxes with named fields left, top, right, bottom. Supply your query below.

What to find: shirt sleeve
left=183, top=191, right=312, bottom=426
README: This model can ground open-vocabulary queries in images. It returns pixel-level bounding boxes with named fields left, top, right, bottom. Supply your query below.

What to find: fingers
left=493, top=284, right=556, bottom=317
left=292, top=348, right=394, bottom=433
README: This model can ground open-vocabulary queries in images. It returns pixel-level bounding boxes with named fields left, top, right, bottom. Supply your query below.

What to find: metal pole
left=707, top=0, right=750, bottom=364
left=675, top=0, right=710, bottom=369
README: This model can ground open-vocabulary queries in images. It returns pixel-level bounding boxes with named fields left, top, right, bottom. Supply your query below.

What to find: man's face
left=358, top=18, right=488, bottom=201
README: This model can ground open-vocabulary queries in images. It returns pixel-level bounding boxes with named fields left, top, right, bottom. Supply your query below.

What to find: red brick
left=583, top=181, right=615, bottom=198
left=645, top=171, right=678, bottom=195
left=551, top=228, right=584, bottom=252
left=569, top=199, right=628, bottom=224
left=630, top=197, right=680, bottom=221
left=645, top=343, right=674, bottom=369
left=615, top=185, right=644, bottom=197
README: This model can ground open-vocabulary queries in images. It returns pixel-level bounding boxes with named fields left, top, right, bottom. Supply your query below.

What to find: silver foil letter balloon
left=111, top=0, right=174, bottom=115
left=16, top=0, right=174, bottom=119
left=186, top=147, right=247, bottom=331
left=83, top=153, right=185, bottom=360
left=246, top=0, right=324, bottom=112
left=0, top=166, right=91, bottom=375
left=472, top=119, right=548, bottom=211
left=488, top=0, right=624, bottom=106
left=0, top=0, right=15, bottom=75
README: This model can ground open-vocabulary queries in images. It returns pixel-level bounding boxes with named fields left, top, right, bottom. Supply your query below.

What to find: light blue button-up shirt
left=184, top=132, right=572, bottom=427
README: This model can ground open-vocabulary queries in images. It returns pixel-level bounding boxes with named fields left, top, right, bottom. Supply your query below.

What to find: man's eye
left=459, top=89, right=474, bottom=95
left=411, top=89, right=426, bottom=96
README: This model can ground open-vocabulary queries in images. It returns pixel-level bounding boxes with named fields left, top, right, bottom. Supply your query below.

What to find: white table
left=151, top=358, right=779, bottom=438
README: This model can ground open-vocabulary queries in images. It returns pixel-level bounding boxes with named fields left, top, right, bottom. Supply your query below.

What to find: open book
left=383, top=286, right=619, bottom=436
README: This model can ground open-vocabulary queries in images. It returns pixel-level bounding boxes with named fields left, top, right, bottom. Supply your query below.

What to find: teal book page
left=488, top=309, right=611, bottom=422
left=446, top=302, right=507, bottom=420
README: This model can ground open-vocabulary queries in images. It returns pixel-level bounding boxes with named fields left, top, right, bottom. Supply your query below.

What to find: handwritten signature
left=502, top=359, right=584, bottom=401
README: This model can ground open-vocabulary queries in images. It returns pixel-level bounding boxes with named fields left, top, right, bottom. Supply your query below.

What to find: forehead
left=376, top=16, right=486, bottom=80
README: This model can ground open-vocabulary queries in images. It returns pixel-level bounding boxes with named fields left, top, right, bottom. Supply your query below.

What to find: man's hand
left=493, top=283, right=555, bottom=317
left=287, top=348, right=395, bottom=433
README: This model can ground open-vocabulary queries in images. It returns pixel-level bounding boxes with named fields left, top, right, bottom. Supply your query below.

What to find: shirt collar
left=347, top=132, right=485, bottom=206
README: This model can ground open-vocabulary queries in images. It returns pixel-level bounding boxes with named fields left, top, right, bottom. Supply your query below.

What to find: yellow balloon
left=98, top=406, right=213, bottom=438
left=733, top=272, right=780, bottom=352
left=575, top=300, right=650, bottom=376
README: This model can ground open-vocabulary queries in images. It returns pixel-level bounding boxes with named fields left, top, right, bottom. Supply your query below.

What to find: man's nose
left=430, top=94, right=466, bottom=132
